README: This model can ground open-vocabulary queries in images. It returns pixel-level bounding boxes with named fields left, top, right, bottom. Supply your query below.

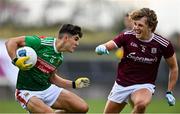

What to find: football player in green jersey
left=5, top=24, right=90, bottom=113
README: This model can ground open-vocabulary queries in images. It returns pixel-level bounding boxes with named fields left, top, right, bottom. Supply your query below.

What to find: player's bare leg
left=51, top=89, right=89, bottom=113
left=103, top=100, right=127, bottom=114
left=27, top=96, right=54, bottom=113
left=130, top=88, right=152, bottom=114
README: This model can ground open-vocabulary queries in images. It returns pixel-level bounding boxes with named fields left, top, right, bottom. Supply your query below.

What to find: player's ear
left=148, top=26, right=153, bottom=32
left=148, top=24, right=153, bottom=32
left=62, top=34, right=68, bottom=41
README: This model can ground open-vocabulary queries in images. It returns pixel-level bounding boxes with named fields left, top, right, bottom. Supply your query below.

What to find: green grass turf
left=0, top=99, right=179, bottom=113
left=87, top=99, right=180, bottom=113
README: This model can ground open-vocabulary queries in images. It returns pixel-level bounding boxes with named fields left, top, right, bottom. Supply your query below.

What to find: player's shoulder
left=123, top=30, right=136, bottom=35
left=25, top=35, right=41, bottom=42
left=26, top=35, right=54, bottom=42
left=116, top=30, right=135, bottom=38
left=40, top=36, right=54, bottom=40
left=153, top=33, right=170, bottom=47
left=40, top=36, right=55, bottom=46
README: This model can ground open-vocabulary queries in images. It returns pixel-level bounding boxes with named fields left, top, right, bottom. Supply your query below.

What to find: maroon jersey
left=113, top=30, right=174, bottom=86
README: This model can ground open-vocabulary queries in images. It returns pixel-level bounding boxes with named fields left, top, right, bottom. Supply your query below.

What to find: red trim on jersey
left=15, top=89, right=27, bottom=105
left=39, top=36, right=47, bottom=39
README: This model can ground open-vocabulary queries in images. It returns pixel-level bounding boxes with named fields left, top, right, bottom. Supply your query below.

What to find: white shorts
left=15, top=84, right=63, bottom=109
left=108, top=82, right=155, bottom=104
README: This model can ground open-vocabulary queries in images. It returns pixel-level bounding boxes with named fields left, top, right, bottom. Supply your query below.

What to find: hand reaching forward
left=73, top=77, right=90, bottom=89
left=95, top=45, right=109, bottom=55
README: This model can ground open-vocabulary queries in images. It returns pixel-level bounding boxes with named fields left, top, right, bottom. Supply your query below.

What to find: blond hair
left=129, top=8, right=158, bottom=32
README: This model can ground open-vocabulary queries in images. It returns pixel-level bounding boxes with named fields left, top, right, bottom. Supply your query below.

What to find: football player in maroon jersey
left=95, top=8, right=178, bottom=114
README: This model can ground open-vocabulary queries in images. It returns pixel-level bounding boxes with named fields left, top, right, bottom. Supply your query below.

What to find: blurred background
left=0, top=0, right=180, bottom=113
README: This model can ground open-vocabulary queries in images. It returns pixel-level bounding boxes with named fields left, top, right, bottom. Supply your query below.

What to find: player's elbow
left=5, top=40, right=10, bottom=48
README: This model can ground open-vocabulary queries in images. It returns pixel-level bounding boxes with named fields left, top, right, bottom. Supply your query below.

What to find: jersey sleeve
left=163, top=42, right=175, bottom=59
left=113, top=33, right=126, bottom=48
left=25, top=35, right=41, bottom=49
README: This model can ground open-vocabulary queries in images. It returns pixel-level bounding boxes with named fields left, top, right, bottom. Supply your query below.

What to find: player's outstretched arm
left=50, top=73, right=73, bottom=88
left=49, top=73, right=90, bottom=89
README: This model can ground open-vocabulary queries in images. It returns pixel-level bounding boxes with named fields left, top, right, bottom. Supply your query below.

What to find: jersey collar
left=53, top=38, right=59, bottom=53
left=138, top=33, right=154, bottom=42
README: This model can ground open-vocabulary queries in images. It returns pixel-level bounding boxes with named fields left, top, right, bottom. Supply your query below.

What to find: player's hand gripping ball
left=14, top=46, right=37, bottom=70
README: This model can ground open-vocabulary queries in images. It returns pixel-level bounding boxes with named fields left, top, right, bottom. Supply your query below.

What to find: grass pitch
left=0, top=99, right=179, bottom=113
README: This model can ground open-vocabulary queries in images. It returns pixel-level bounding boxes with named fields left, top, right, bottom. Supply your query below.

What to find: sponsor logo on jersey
left=35, top=57, right=56, bottom=73
left=127, top=52, right=158, bottom=64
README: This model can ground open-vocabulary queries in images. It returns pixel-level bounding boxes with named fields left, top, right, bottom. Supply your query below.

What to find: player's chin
left=135, top=34, right=141, bottom=39
left=69, top=49, right=75, bottom=53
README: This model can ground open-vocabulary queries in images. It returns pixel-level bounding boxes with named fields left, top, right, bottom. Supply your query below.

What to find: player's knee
left=134, top=102, right=147, bottom=112
left=79, top=103, right=89, bottom=113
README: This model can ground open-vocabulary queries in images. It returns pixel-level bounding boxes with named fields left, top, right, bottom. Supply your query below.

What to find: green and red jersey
left=16, top=36, right=63, bottom=91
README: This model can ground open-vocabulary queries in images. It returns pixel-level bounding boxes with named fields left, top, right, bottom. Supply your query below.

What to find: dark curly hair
left=129, top=8, right=158, bottom=32
left=58, top=24, right=83, bottom=38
